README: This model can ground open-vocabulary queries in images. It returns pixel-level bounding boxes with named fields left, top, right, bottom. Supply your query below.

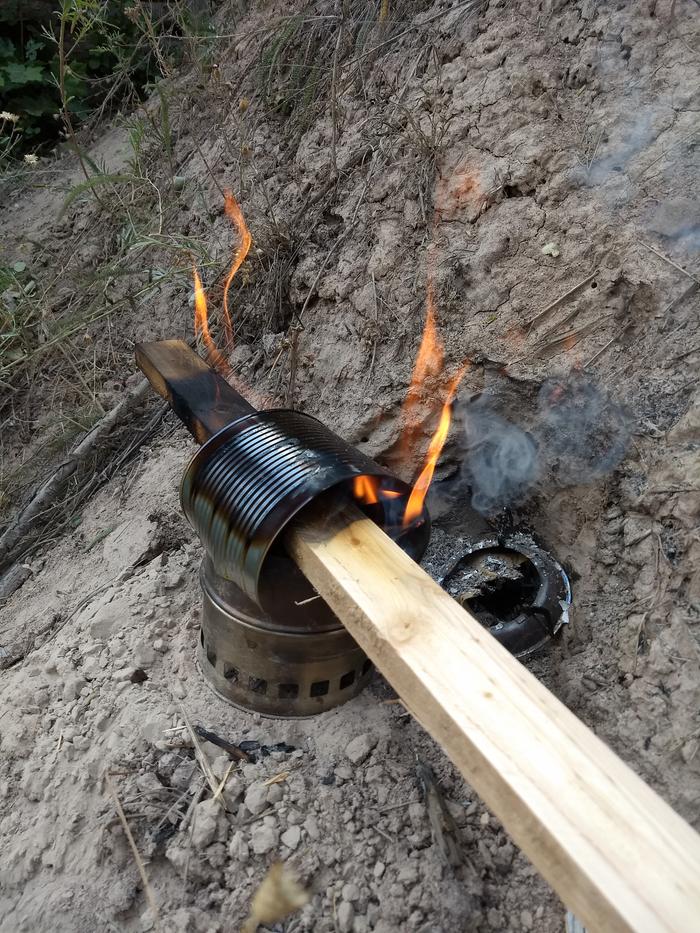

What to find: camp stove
left=137, top=340, right=570, bottom=717
left=137, top=340, right=428, bottom=716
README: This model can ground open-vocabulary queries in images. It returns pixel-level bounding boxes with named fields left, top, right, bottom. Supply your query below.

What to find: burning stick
left=137, top=339, right=700, bottom=932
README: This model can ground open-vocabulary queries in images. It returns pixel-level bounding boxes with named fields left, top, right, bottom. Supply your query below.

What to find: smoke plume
left=462, top=400, right=539, bottom=514
left=458, top=375, right=630, bottom=515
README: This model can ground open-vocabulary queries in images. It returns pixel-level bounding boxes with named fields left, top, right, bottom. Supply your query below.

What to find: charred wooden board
left=135, top=340, right=255, bottom=443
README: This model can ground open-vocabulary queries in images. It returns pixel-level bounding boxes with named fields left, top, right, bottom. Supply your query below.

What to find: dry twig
left=105, top=772, right=161, bottom=931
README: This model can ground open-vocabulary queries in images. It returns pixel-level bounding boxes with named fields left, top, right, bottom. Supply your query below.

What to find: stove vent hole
left=223, top=664, right=239, bottom=682
left=206, top=645, right=217, bottom=666
left=200, top=629, right=204, bottom=647
left=362, top=659, right=373, bottom=676
left=249, top=676, right=267, bottom=695
left=340, top=671, right=355, bottom=689
left=279, top=683, right=299, bottom=699
left=310, top=680, right=330, bottom=697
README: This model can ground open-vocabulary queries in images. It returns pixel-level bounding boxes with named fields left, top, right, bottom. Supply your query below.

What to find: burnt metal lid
left=440, top=534, right=571, bottom=658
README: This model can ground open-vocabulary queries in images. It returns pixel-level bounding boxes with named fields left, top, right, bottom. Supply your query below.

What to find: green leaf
left=25, top=39, right=45, bottom=63
left=3, top=62, right=45, bottom=86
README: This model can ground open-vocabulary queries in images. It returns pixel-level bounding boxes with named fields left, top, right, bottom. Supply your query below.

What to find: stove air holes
left=206, top=644, right=217, bottom=667
left=223, top=663, right=239, bottom=682
left=362, top=658, right=373, bottom=677
left=249, top=676, right=268, bottom=695
left=340, top=670, right=356, bottom=690
left=310, top=680, right=330, bottom=697
left=279, top=683, right=299, bottom=699
left=200, top=629, right=204, bottom=647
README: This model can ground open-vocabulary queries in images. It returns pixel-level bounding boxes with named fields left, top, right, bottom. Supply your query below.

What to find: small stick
left=213, top=761, right=236, bottom=802
left=178, top=705, right=220, bottom=800
left=584, top=326, right=627, bottom=368
left=640, top=241, right=700, bottom=286
left=416, top=758, right=464, bottom=868
left=194, top=725, right=250, bottom=762
left=526, top=270, right=599, bottom=331
left=661, top=281, right=699, bottom=315
left=105, top=772, right=160, bottom=931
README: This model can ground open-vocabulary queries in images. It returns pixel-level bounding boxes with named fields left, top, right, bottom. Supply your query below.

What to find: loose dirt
left=1, top=1, right=699, bottom=931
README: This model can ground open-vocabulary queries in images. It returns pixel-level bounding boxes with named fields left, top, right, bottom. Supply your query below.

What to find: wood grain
left=287, top=502, right=700, bottom=933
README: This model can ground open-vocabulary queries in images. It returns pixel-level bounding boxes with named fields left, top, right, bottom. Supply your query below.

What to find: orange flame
left=353, top=475, right=404, bottom=516
left=192, top=190, right=251, bottom=382
left=353, top=475, right=379, bottom=506
left=222, top=189, right=252, bottom=351
left=403, top=364, right=466, bottom=525
left=193, top=266, right=234, bottom=378
left=399, top=278, right=443, bottom=463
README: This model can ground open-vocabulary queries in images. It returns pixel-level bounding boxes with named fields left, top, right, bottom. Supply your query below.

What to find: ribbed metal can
left=181, top=409, right=429, bottom=615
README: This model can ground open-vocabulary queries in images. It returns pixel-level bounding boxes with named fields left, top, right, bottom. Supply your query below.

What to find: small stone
left=81, top=659, right=101, bottom=681
left=487, top=908, right=504, bottom=930
left=163, top=571, right=184, bottom=590
left=397, top=863, right=418, bottom=885
left=133, top=644, right=157, bottom=669
left=136, top=772, right=167, bottom=797
left=479, top=811, right=490, bottom=827
left=345, top=733, right=377, bottom=766
left=211, top=755, right=233, bottom=780
left=408, top=802, right=424, bottom=826
left=341, top=883, right=360, bottom=903
left=337, top=901, right=354, bottom=933
left=244, top=782, right=269, bottom=815
left=62, top=677, right=87, bottom=702
left=281, top=825, right=301, bottom=850
left=229, top=830, right=249, bottom=862
left=304, top=815, right=320, bottom=840
left=373, top=861, right=385, bottom=879
left=520, top=909, right=533, bottom=930
left=89, top=597, right=129, bottom=640
left=267, top=783, right=284, bottom=804
left=206, top=842, right=227, bottom=869
left=250, top=823, right=278, bottom=855
left=335, top=764, right=354, bottom=782
left=190, top=798, right=220, bottom=851
left=171, top=758, right=196, bottom=791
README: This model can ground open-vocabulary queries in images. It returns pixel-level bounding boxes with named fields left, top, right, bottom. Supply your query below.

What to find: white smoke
left=458, top=376, right=631, bottom=515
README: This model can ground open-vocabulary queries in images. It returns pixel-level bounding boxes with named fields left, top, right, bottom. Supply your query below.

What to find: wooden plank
left=135, top=340, right=255, bottom=443
left=286, top=502, right=700, bottom=933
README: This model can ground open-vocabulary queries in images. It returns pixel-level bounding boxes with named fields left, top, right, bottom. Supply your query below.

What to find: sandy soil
left=1, top=1, right=699, bottom=931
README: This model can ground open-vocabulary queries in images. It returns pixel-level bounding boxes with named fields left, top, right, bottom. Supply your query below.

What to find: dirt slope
left=1, top=1, right=699, bottom=931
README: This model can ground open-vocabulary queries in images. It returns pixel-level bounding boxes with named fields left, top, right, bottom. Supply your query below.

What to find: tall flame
left=193, top=266, right=235, bottom=378
left=403, top=364, right=466, bottom=525
left=193, top=189, right=251, bottom=381
left=222, top=189, right=252, bottom=350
